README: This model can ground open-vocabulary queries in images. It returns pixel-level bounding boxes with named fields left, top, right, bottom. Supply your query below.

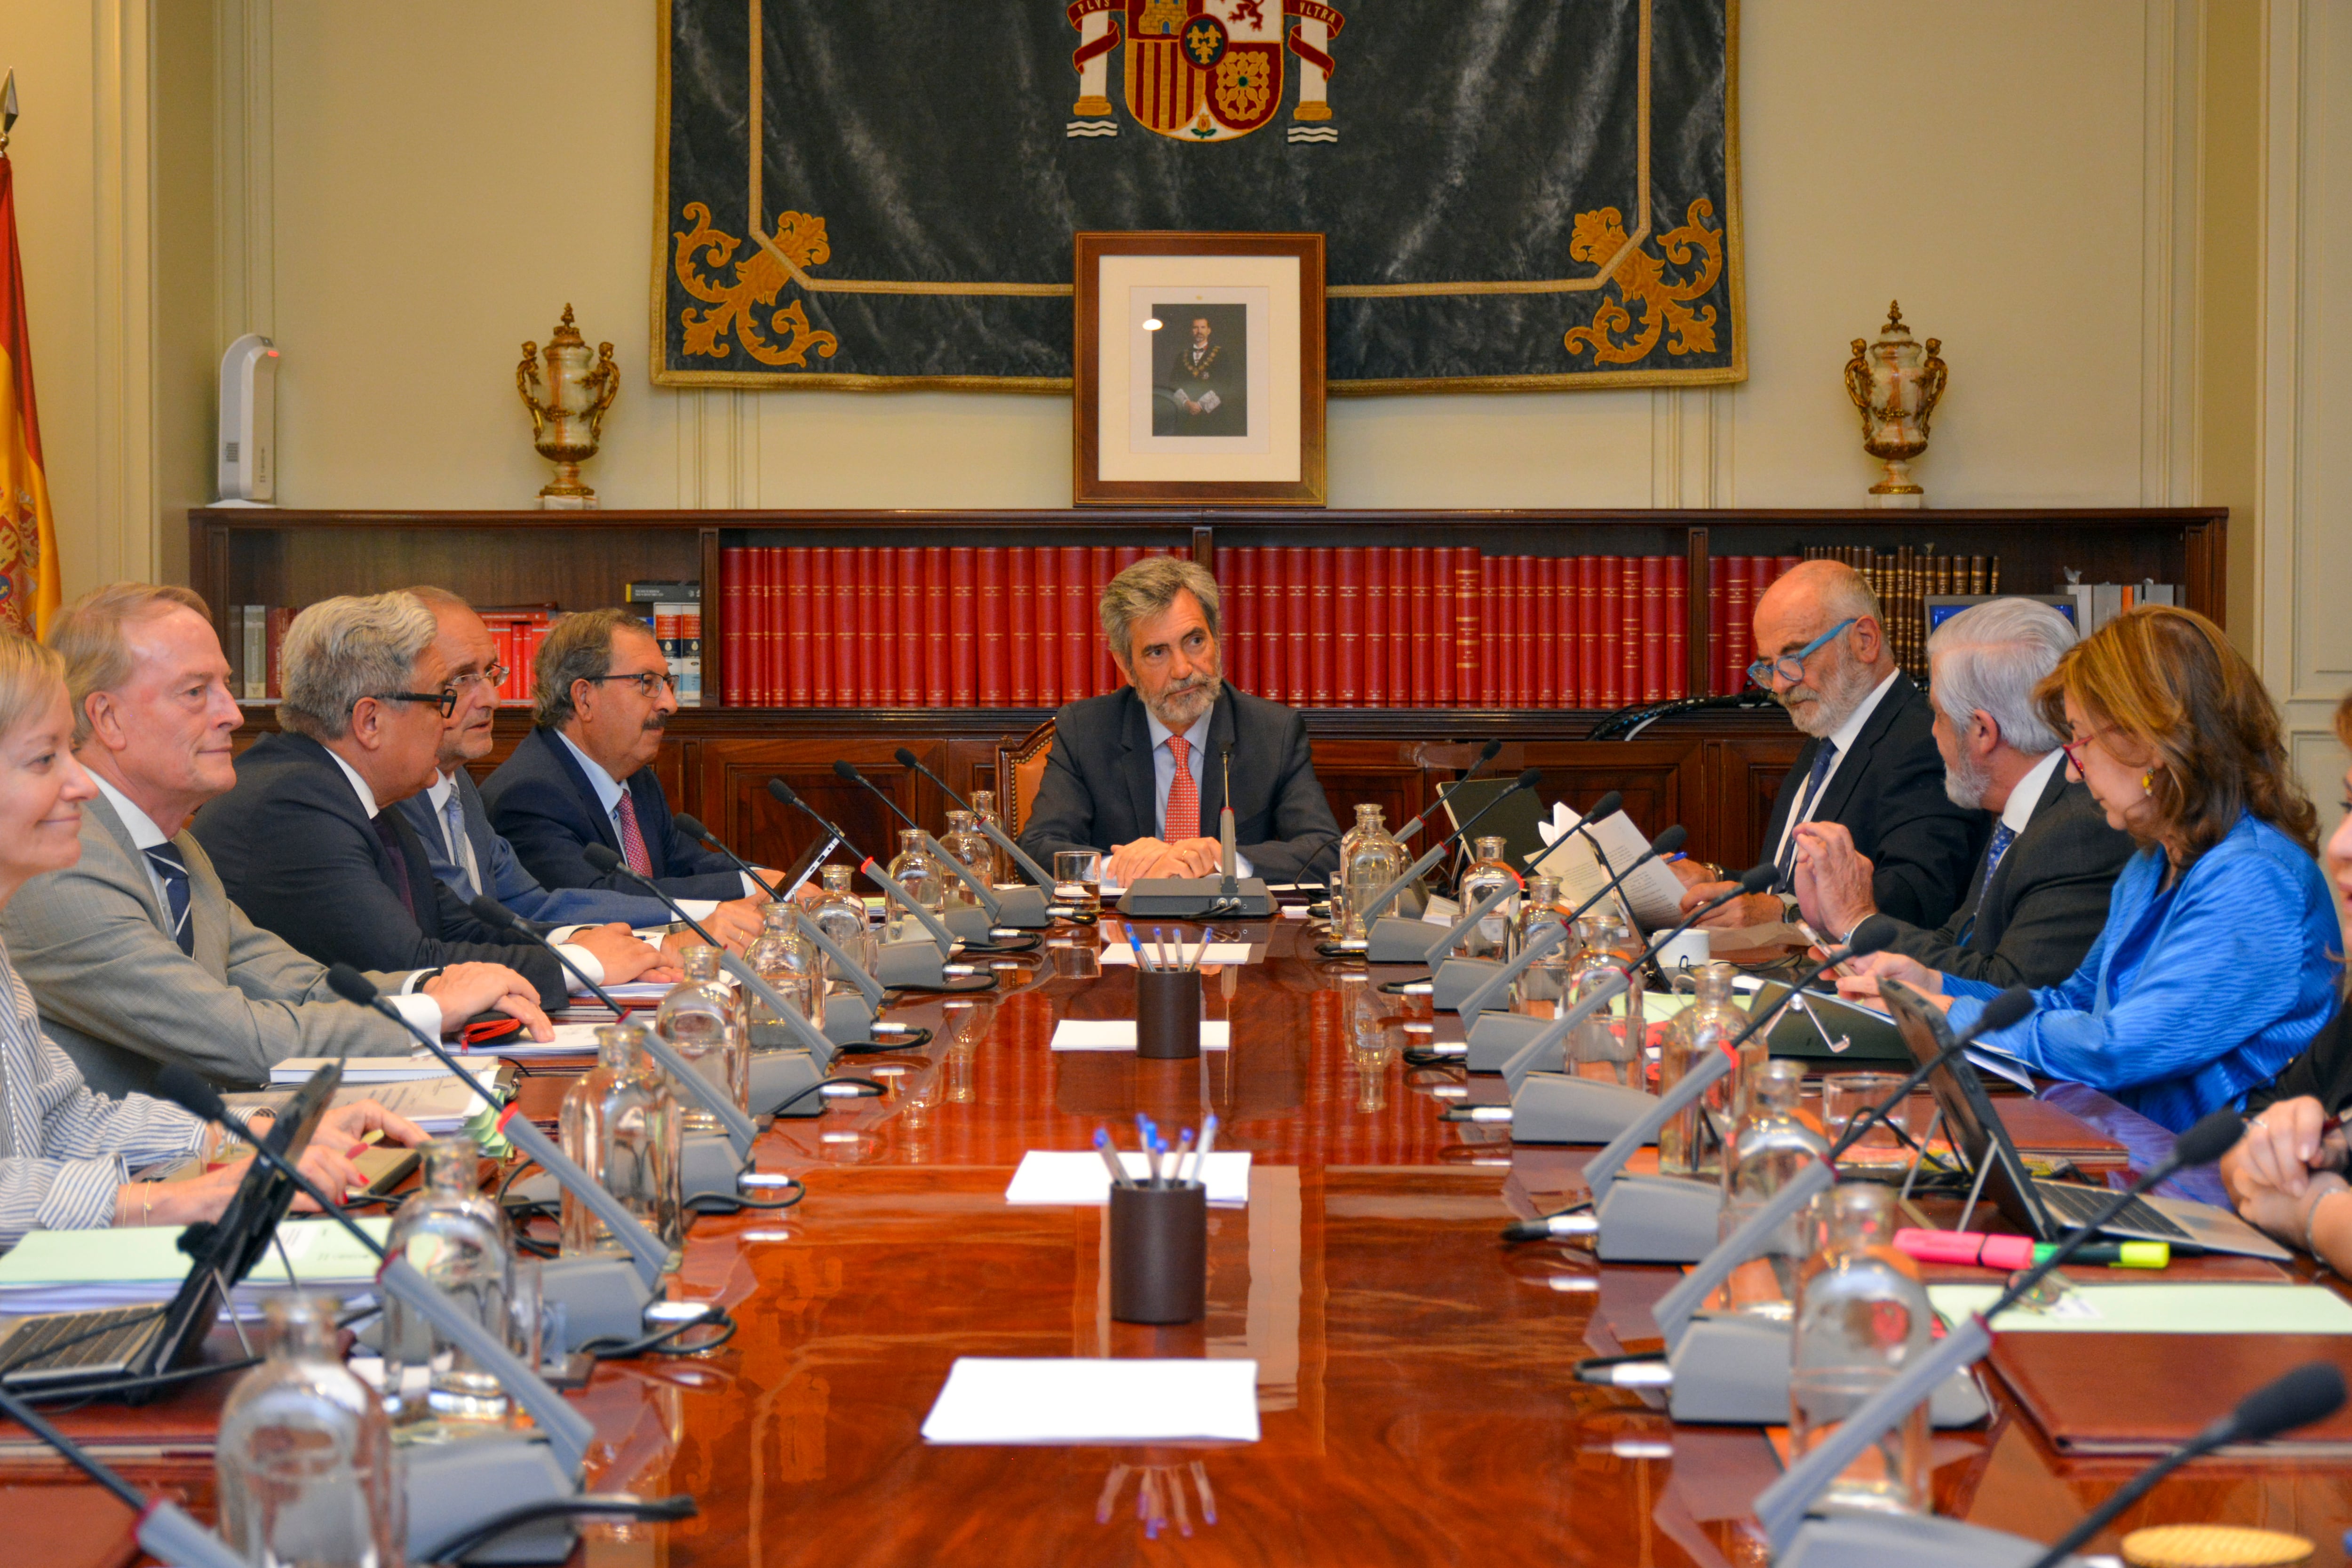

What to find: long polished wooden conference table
left=24, top=912, right=2352, bottom=1565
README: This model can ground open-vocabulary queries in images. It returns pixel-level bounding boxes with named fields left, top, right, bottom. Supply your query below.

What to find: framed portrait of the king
left=1074, top=232, right=1326, bottom=506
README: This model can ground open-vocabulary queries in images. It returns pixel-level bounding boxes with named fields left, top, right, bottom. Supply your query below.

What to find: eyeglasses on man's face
left=1746, top=617, right=1859, bottom=690
left=364, top=689, right=459, bottom=718
left=582, top=669, right=679, bottom=698
left=439, top=664, right=510, bottom=698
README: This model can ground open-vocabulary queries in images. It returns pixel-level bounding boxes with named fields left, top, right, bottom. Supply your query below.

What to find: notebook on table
left=1991, top=1331, right=2352, bottom=1456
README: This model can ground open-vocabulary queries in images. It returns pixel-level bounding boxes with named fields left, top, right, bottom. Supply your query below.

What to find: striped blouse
left=0, top=934, right=204, bottom=1250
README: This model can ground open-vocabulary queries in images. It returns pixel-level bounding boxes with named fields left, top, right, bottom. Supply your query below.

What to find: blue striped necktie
left=1774, top=740, right=1839, bottom=892
left=145, top=842, right=194, bottom=956
left=1955, top=822, right=2018, bottom=946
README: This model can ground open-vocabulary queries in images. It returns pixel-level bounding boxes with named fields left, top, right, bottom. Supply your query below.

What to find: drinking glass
left=1822, top=1072, right=1910, bottom=1149
left=1055, top=849, right=1105, bottom=915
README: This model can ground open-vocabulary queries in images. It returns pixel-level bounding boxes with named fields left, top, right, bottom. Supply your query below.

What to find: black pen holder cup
left=1135, top=969, right=1203, bottom=1059
left=1108, top=1181, right=1209, bottom=1324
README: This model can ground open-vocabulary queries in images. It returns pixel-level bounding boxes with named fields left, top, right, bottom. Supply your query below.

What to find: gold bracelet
left=139, top=1184, right=153, bottom=1228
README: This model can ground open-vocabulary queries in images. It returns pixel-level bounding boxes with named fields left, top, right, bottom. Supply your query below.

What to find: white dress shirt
left=1769, top=668, right=1902, bottom=873
left=1144, top=708, right=1252, bottom=878
left=553, top=729, right=760, bottom=913
left=1999, top=747, right=2067, bottom=837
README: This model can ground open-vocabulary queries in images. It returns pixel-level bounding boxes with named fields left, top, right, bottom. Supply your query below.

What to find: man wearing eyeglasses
left=484, top=607, right=782, bottom=914
left=1670, top=559, right=1985, bottom=931
left=191, top=592, right=572, bottom=1012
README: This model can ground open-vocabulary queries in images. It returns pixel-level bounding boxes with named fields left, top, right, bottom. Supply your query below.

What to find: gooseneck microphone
left=1559, top=823, right=1693, bottom=927
left=1351, top=767, right=1545, bottom=934
left=1753, top=1105, right=2248, bottom=1553
left=832, top=761, right=1035, bottom=946
left=759, top=783, right=985, bottom=987
left=2026, top=1363, right=2347, bottom=1568
left=671, top=812, right=784, bottom=901
left=1825, top=984, right=2035, bottom=1161
left=1387, top=739, right=1506, bottom=843
left=1711, top=914, right=1897, bottom=1059
left=890, top=746, right=1057, bottom=889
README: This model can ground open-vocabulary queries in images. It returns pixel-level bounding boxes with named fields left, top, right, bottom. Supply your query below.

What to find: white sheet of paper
left=921, top=1357, right=1260, bottom=1445
left=1528, top=809, right=1687, bottom=929
left=1004, top=1150, right=1253, bottom=1206
left=570, top=979, right=675, bottom=1001
left=1049, top=1019, right=1231, bottom=1051
left=1098, top=943, right=1255, bottom=967
left=445, top=1021, right=612, bottom=1059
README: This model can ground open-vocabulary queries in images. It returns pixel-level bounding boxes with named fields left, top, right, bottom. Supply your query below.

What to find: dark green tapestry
left=655, top=0, right=1740, bottom=392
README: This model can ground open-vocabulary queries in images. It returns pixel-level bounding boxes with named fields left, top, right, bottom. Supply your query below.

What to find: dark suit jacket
left=1875, top=764, right=2133, bottom=987
left=1762, top=671, right=1987, bottom=929
left=190, top=731, right=567, bottom=1007
left=1018, top=686, right=1342, bottom=883
left=480, top=725, right=744, bottom=901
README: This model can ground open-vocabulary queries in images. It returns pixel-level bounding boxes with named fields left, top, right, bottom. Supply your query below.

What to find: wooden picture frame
left=1073, top=231, right=1326, bottom=507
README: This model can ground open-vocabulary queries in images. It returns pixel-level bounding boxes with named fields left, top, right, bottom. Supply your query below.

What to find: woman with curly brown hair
left=1840, top=605, right=2338, bottom=1132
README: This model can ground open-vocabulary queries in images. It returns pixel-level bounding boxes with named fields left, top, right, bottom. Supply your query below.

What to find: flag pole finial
left=1, top=71, right=17, bottom=155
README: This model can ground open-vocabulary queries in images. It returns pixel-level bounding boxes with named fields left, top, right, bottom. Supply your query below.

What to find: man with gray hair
left=1795, top=596, right=2133, bottom=986
left=1020, top=556, right=1341, bottom=885
left=1673, top=558, right=1985, bottom=930
left=192, top=592, right=570, bottom=1011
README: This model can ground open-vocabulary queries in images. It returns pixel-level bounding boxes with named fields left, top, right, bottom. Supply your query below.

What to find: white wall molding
left=214, top=0, right=273, bottom=344
left=2143, top=0, right=2201, bottom=506
left=89, top=0, right=156, bottom=583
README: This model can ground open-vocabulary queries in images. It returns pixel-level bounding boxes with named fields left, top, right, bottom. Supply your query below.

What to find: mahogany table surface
left=35, top=915, right=2352, bottom=1566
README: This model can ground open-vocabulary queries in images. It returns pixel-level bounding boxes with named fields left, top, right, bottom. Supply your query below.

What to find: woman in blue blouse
left=1841, top=605, right=2336, bottom=1132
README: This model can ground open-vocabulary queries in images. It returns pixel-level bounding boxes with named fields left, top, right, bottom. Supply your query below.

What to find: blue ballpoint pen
left=1126, top=927, right=1154, bottom=972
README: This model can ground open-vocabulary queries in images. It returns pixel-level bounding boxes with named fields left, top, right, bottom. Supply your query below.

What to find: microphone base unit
left=1431, top=956, right=1507, bottom=1013
left=749, top=1048, right=826, bottom=1118
left=1662, top=1314, right=1989, bottom=1428
left=821, top=993, right=875, bottom=1045
left=539, top=1254, right=662, bottom=1349
left=1510, top=1074, right=1665, bottom=1144
left=1464, top=1012, right=1557, bottom=1072
left=1117, top=876, right=1274, bottom=918
left=682, top=1133, right=749, bottom=1202
left=1594, top=1175, right=1723, bottom=1264
left=1366, top=915, right=1442, bottom=965
left=404, top=1434, right=580, bottom=1564
left=1779, top=1513, right=2075, bottom=1568
left=876, top=938, right=950, bottom=988
left=991, top=885, right=1053, bottom=928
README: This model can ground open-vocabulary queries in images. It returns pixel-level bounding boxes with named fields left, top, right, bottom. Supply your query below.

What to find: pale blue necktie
left=1774, top=740, right=1839, bottom=892
left=442, top=788, right=480, bottom=898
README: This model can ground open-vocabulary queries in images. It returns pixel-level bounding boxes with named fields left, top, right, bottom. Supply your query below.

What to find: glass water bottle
left=216, top=1294, right=406, bottom=1568
left=1456, top=836, right=1519, bottom=958
left=559, top=1022, right=684, bottom=1257
left=381, top=1136, right=511, bottom=1427
left=1788, top=1182, right=1932, bottom=1517
left=883, top=829, right=946, bottom=941
left=809, top=864, right=872, bottom=981
left=939, top=811, right=993, bottom=907
left=654, top=945, right=749, bottom=1132
left=1717, top=1059, right=1829, bottom=1300
left=1655, top=960, right=1754, bottom=1179
left=1512, top=876, right=1568, bottom=1003
left=968, top=788, right=1010, bottom=886
left=1564, top=913, right=1645, bottom=1087
left=744, top=901, right=822, bottom=1048
left=1339, top=804, right=1406, bottom=940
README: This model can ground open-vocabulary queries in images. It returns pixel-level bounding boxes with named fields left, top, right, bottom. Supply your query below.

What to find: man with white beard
left=1673, top=559, right=1987, bottom=931
left=1789, top=596, right=2133, bottom=986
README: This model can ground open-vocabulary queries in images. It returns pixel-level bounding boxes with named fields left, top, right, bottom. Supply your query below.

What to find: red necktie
left=615, top=791, right=654, bottom=876
left=1164, top=735, right=1200, bottom=841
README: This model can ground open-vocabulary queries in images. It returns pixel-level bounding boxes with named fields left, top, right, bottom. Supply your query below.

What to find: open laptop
left=1877, top=980, right=2288, bottom=1260
left=0, top=1061, right=343, bottom=1399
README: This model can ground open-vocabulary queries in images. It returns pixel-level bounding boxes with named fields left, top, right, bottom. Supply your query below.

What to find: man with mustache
left=1019, top=557, right=1341, bottom=886
left=483, top=608, right=781, bottom=915
left=1670, top=558, right=1985, bottom=931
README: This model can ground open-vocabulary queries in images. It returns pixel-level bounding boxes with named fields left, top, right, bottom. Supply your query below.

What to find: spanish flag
left=0, top=127, right=58, bottom=637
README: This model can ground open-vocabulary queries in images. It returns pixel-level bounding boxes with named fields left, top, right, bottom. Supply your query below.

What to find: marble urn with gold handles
left=516, top=304, right=619, bottom=509
left=1843, top=302, right=1947, bottom=509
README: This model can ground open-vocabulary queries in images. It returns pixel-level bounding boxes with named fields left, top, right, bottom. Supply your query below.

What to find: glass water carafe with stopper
left=744, top=901, right=821, bottom=1048
left=1716, top=1058, right=1830, bottom=1308
left=808, top=863, right=872, bottom=982
left=1563, top=912, right=1644, bottom=1086
left=968, top=788, right=1010, bottom=885
left=559, top=1022, right=684, bottom=1256
left=939, top=810, right=993, bottom=907
left=1512, top=876, right=1567, bottom=1003
left=1455, top=836, right=1519, bottom=957
left=883, top=828, right=946, bottom=941
left=216, top=1294, right=406, bottom=1568
left=1788, top=1181, right=1932, bottom=1517
left=654, top=945, right=748, bottom=1132
left=1654, top=960, right=1755, bottom=1179
left=381, top=1135, right=511, bottom=1427
left=1338, top=804, right=1406, bottom=940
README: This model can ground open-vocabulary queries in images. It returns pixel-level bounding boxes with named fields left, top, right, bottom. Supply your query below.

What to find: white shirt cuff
left=547, top=924, right=587, bottom=944
left=677, top=899, right=721, bottom=921
left=554, top=943, right=605, bottom=986
left=739, top=872, right=767, bottom=900
left=389, top=992, right=445, bottom=1037
left=1234, top=851, right=1255, bottom=879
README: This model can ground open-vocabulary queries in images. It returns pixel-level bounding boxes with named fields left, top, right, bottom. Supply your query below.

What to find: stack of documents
left=1049, top=1020, right=1231, bottom=1052
left=922, top=1357, right=1260, bottom=1444
left=270, top=1053, right=448, bottom=1085
left=1530, top=806, right=1686, bottom=929
left=0, top=1218, right=391, bottom=1316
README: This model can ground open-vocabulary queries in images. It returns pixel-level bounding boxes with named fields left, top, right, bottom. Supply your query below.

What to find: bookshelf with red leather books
left=192, top=505, right=2225, bottom=879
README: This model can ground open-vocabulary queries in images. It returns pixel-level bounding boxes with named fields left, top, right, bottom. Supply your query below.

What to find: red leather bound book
left=1639, top=556, right=1666, bottom=701
left=1664, top=555, right=1689, bottom=699
left=923, top=546, right=950, bottom=707
left=1570, top=556, right=1591, bottom=707
left=1307, top=549, right=1335, bottom=706
left=1335, top=546, right=1363, bottom=706
left=1429, top=548, right=1456, bottom=707
left=977, top=549, right=1007, bottom=706
left=1406, top=548, right=1434, bottom=706
left=1537, top=556, right=1560, bottom=708
left=778, top=549, right=806, bottom=708
left=1595, top=556, right=1621, bottom=708
left=1460, top=549, right=1486, bottom=708
left=720, top=547, right=747, bottom=707
left=1006, top=547, right=1036, bottom=707
left=949, top=547, right=977, bottom=705
left=1213, top=546, right=1240, bottom=691
left=1036, top=547, right=1064, bottom=705
left=1061, top=545, right=1089, bottom=701
left=1381, top=547, right=1406, bottom=705
left=802, top=549, right=831, bottom=707
left=1251, top=546, right=1280, bottom=703
left=896, top=547, right=924, bottom=705
left=1114, top=545, right=1144, bottom=575
left=1224, top=545, right=1255, bottom=694
left=857, top=547, right=885, bottom=707
left=1477, top=554, right=1500, bottom=706
left=1091, top=545, right=1116, bottom=693
left=1618, top=557, right=1641, bottom=709
left=739, top=552, right=763, bottom=708
left=1361, top=545, right=1387, bottom=706
left=827, top=547, right=856, bottom=707
left=1721, top=556, right=1755, bottom=698
left=1707, top=555, right=1729, bottom=695
left=1512, top=555, right=1534, bottom=707
left=1285, top=546, right=1311, bottom=707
